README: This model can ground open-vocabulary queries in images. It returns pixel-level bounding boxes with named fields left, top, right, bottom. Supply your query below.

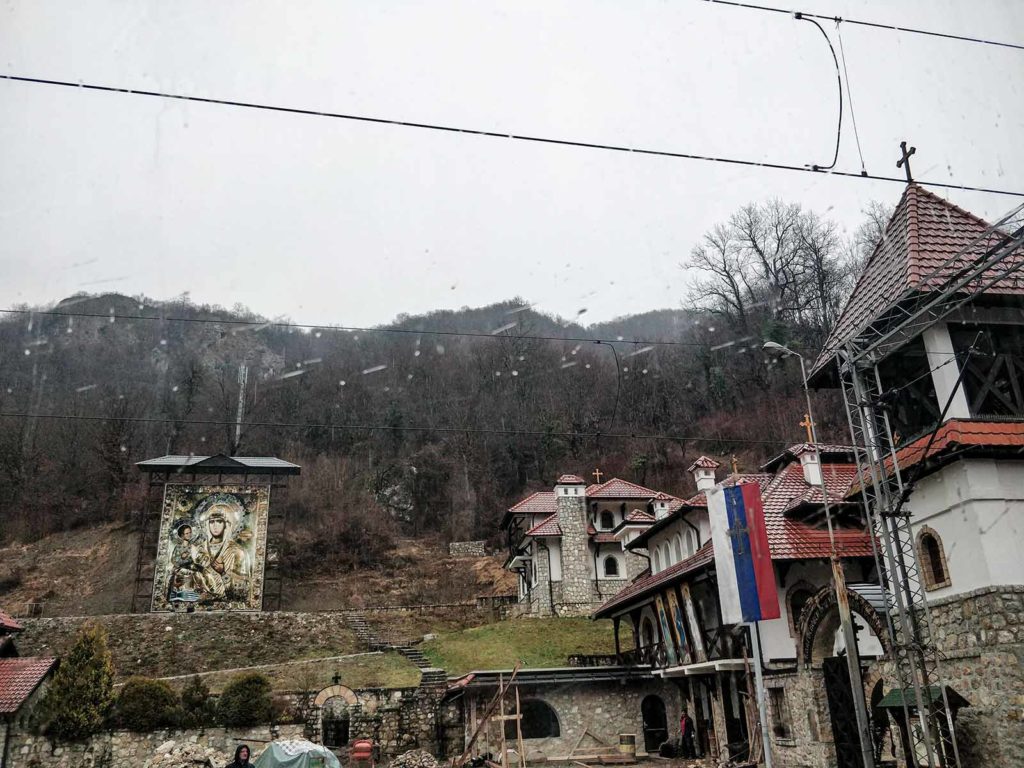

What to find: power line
left=703, top=0, right=1024, bottom=52
left=0, top=307, right=786, bottom=352
left=1, top=74, right=1021, bottom=198
left=0, top=307, right=969, bottom=358
left=835, top=21, right=867, bottom=175
left=0, top=410, right=796, bottom=446
left=796, top=15, right=842, bottom=172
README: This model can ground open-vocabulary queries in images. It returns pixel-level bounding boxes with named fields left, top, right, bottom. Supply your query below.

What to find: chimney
left=799, top=449, right=823, bottom=487
left=687, top=456, right=721, bottom=492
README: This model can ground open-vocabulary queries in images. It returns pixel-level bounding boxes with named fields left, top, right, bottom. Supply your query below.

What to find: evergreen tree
left=43, top=624, right=115, bottom=741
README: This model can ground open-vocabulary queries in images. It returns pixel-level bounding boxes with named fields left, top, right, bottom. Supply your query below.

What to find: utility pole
left=764, top=342, right=875, bottom=768
left=233, top=363, right=248, bottom=454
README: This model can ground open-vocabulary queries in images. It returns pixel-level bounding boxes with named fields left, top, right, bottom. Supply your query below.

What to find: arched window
left=640, top=616, right=656, bottom=648
left=653, top=548, right=663, bottom=572
left=506, top=700, right=560, bottom=739
left=600, top=510, right=615, bottom=530
left=686, top=528, right=699, bottom=556
left=787, top=584, right=815, bottom=637
left=604, top=556, right=620, bottom=577
left=917, top=527, right=951, bottom=590
left=672, top=535, right=683, bottom=563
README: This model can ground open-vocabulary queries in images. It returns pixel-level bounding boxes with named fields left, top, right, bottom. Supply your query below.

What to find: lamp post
left=764, top=341, right=876, bottom=768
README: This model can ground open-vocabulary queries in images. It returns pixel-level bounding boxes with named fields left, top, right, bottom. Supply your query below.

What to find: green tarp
left=876, top=685, right=969, bottom=711
left=253, top=740, right=342, bottom=768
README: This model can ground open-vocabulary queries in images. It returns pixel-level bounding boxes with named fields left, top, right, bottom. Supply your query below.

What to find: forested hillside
left=0, top=199, right=886, bottom=573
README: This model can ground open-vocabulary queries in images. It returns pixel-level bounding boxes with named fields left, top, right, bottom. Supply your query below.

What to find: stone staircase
left=343, top=611, right=448, bottom=695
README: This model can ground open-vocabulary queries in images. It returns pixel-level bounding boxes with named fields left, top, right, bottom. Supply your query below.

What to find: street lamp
left=764, top=341, right=876, bottom=768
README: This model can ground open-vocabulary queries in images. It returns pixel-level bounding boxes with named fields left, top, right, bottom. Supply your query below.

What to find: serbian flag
left=708, top=483, right=780, bottom=624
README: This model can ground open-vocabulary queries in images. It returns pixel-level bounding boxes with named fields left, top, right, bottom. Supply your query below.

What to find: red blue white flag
left=708, top=483, right=780, bottom=624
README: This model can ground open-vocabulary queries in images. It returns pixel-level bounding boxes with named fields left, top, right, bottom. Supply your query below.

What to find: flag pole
left=749, top=622, right=774, bottom=768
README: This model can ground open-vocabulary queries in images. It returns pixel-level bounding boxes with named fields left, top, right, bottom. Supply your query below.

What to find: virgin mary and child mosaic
left=151, top=485, right=270, bottom=612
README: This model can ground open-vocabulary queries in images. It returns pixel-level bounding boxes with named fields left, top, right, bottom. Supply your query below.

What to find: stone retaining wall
left=448, top=541, right=487, bottom=557
left=4, top=724, right=305, bottom=768
left=14, top=611, right=360, bottom=680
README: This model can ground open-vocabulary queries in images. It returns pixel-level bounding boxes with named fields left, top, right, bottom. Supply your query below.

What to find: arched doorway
left=641, top=695, right=668, bottom=753
left=313, top=684, right=359, bottom=747
left=322, top=697, right=351, bottom=748
left=797, top=587, right=890, bottom=768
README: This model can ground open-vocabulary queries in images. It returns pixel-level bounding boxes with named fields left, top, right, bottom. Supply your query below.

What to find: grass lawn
left=420, top=617, right=630, bottom=675
left=175, top=650, right=421, bottom=693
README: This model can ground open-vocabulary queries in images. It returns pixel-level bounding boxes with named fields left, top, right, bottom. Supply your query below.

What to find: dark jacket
left=226, top=744, right=251, bottom=768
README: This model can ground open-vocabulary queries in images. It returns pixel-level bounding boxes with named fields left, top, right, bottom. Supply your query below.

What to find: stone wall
left=14, top=611, right=360, bottom=680
left=764, top=670, right=842, bottom=768
left=461, top=678, right=682, bottom=762
left=448, top=541, right=487, bottom=557
left=764, top=585, right=1024, bottom=768
left=926, top=586, right=1024, bottom=768
left=3, top=724, right=305, bottom=768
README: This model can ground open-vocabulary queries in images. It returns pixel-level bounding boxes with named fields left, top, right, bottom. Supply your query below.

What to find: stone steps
left=342, top=612, right=447, bottom=695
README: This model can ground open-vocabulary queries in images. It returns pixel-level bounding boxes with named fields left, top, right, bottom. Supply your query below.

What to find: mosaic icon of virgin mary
left=155, top=484, right=269, bottom=612
left=189, top=494, right=253, bottom=600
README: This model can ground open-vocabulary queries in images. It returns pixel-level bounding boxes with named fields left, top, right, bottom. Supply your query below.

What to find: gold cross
left=730, top=455, right=739, bottom=474
left=800, top=413, right=814, bottom=443
left=592, top=468, right=604, bottom=483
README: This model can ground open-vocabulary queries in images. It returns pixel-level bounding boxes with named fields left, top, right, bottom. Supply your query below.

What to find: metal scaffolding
left=832, top=200, right=1024, bottom=768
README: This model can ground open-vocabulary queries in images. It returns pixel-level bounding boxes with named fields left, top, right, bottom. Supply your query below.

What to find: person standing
left=226, top=744, right=251, bottom=768
left=680, top=709, right=696, bottom=759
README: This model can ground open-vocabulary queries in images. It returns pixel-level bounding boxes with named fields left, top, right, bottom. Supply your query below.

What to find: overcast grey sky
left=2, top=1, right=1022, bottom=327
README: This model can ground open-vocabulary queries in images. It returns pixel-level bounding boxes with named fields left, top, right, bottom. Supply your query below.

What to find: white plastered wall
left=908, top=458, right=1024, bottom=599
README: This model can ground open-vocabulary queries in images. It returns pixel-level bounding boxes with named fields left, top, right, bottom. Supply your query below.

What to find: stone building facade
left=502, top=474, right=679, bottom=616
left=446, top=668, right=683, bottom=761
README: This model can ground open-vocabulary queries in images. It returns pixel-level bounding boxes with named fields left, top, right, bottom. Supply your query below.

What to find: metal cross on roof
left=592, top=468, right=604, bottom=483
left=800, top=413, right=815, bottom=443
left=897, top=140, right=916, bottom=183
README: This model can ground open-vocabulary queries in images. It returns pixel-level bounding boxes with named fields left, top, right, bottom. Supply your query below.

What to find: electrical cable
left=835, top=21, right=867, bottom=175
left=702, top=0, right=1024, bottom=52
left=1, top=74, right=1021, bottom=197
left=0, top=410, right=799, bottom=446
left=795, top=15, right=842, bottom=171
left=0, top=307, right=802, bottom=352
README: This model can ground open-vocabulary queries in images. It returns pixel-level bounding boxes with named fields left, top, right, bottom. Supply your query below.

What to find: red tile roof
left=593, top=533, right=620, bottom=544
left=525, top=513, right=562, bottom=537
left=508, top=491, right=558, bottom=516
left=557, top=474, right=586, bottom=484
left=624, top=509, right=656, bottom=524
left=687, top=456, right=721, bottom=471
left=760, top=463, right=874, bottom=560
left=811, top=184, right=1024, bottom=381
left=0, top=609, right=23, bottom=633
left=0, top=657, right=55, bottom=714
left=761, top=444, right=856, bottom=472
left=680, top=473, right=774, bottom=508
left=594, top=542, right=715, bottom=617
left=585, top=478, right=668, bottom=499
left=867, top=419, right=1024, bottom=487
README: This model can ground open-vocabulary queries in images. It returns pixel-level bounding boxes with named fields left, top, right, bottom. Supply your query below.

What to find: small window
left=506, top=699, right=560, bottom=740
left=653, top=548, right=663, bottom=572
left=600, top=510, right=615, bottom=530
left=604, top=556, right=620, bottom=577
left=918, top=527, right=951, bottom=590
left=673, top=536, right=683, bottom=563
left=768, top=687, right=793, bottom=741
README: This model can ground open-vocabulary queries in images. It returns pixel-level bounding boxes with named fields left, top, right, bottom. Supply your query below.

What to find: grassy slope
left=420, top=617, right=631, bottom=675
left=181, top=650, right=421, bottom=693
